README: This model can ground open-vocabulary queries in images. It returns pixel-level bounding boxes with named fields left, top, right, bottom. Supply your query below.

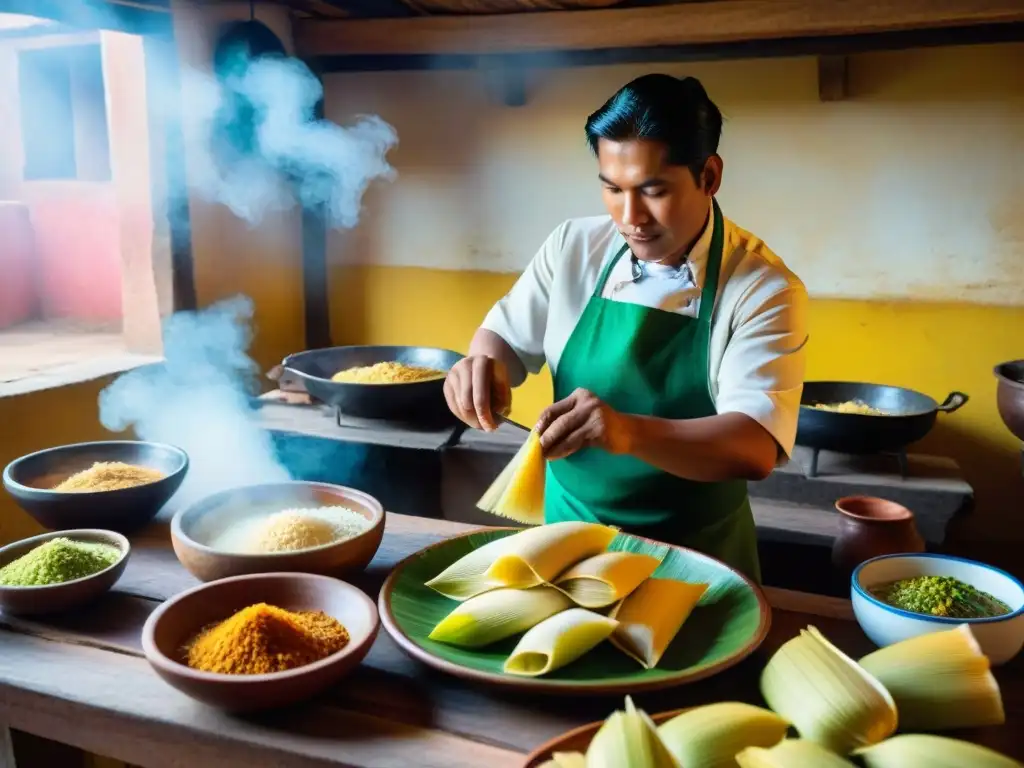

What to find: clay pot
left=831, top=496, right=925, bottom=575
left=994, top=361, right=1024, bottom=443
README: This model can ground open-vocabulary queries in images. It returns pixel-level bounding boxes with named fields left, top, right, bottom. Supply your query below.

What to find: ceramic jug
left=831, top=495, right=926, bottom=575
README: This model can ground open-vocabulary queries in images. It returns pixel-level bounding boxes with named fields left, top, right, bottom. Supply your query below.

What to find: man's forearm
left=468, top=328, right=528, bottom=387
left=619, top=411, right=778, bottom=483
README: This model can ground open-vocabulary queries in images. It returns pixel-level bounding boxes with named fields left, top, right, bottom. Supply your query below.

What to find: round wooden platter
left=378, top=526, right=771, bottom=695
left=522, top=708, right=688, bottom=767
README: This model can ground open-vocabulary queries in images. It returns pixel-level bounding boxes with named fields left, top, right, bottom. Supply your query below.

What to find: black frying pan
left=797, top=381, right=968, bottom=457
left=281, top=345, right=464, bottom=422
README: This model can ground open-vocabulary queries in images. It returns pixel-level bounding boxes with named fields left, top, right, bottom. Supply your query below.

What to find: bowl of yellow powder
left=141, top=571, right=379, bottom=711
left=170, top=481, right=385, bottom=583
left=0, top=529, right=130, bottom=616
left=3, top=440, right=189, bottom=533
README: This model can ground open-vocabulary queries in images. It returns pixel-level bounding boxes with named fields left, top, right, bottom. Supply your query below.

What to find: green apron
left=545, top=200, right=761, bottom=584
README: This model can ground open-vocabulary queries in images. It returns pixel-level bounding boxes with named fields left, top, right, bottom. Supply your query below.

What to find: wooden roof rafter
left=290, top=0, right=1024, bottom=106
left=296, top=0, right=1024, bottom=56
left=293, top=0, right=1024, bottom=68
left=189, top=0, right=350, bottom=19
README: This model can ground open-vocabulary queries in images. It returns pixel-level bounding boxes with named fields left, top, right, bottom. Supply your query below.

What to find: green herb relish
left=870, top=575, right=1011, bottom=619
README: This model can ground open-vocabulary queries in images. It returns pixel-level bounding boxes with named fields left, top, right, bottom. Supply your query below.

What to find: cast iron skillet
left=797, top=381, right=968, bottom=455
left=281, top=345, right=464, bottom=422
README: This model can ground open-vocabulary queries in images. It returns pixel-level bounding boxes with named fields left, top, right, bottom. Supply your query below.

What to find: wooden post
left=300, top=64, right=333, bottom=351
left=495, top=68, right=528, bottom=107
left=481, top=61, right=528, bottom=107
left=0, top=723, right=16, bottom=768
left=818, top=55, right=849, bottom=101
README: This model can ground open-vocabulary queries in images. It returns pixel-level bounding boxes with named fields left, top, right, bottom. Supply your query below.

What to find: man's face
left=597, top=138, right=720, bottom=263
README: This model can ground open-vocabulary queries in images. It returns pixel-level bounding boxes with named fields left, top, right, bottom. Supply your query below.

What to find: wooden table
left=1, top=514, right=1021, bottom=768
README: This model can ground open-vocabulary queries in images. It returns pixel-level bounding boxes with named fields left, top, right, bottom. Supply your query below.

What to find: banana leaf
left=384, top=528, right=769, bottom=689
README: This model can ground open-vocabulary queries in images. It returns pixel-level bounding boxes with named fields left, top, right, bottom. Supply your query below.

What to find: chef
left=444, top=73, right=808, bottom=583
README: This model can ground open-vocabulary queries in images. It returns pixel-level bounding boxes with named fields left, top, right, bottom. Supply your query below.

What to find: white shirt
left=601, top=203, right=715, bottom=316
left=481, top=206, right=809, bottom=458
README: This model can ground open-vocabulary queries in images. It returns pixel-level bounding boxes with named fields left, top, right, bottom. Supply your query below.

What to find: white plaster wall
left=325, top=43, right=1024, bottom=306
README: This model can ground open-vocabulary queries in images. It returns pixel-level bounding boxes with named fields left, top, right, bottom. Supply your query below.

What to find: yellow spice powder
left=52, top=461, right=166, bottom=492
left=246, top=511, right=338, bottom=553
left=185, top=603, right=350, bottom=675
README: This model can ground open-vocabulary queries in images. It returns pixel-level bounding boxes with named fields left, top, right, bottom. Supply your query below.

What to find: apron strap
left=697, top=199, right=725, bottom=326
left=593, top=243, right=630, bottom=298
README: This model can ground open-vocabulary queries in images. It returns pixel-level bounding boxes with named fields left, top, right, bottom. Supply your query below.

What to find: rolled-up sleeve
left=480, top=222, right=564, bottom=375
left=715, top=283, right=809, bottom=459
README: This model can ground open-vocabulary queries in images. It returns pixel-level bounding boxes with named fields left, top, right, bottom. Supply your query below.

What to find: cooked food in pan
left=331, top=361, right=446, bottom=384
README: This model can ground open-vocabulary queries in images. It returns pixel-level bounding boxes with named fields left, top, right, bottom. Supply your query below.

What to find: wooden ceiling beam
left=293, top=0, right=1024, bottom=57
left=188, top=0, right=348, bottom=19
left=285, top=0, right=349, bottom=19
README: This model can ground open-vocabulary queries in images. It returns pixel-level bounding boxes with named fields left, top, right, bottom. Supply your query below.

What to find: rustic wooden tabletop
left=0, top=513, right=1021, bottom=768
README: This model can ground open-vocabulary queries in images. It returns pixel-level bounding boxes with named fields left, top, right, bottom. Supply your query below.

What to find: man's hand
left=444, top=355, right=512, bottom=431
left=536, top=388, right=632, bottom=460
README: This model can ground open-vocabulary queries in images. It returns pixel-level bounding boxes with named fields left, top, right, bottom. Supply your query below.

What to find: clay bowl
left=170, top=481, right=385, bottom=582
left=994, top=360, right=1024, bottom=442
left=141, top=572, right=379, bottom=711
left=524, top=709, right=687, bottom=766
left=0, top=529, right=130, bottom=616
left=2, top=441, right=188, bottom=534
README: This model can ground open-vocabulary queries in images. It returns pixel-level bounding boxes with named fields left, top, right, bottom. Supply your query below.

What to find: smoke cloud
left=99, top=296, right=291, bottom=506
left=181, top=54, right=398, bottom=229
left=3, top=4, right=398, bottom=507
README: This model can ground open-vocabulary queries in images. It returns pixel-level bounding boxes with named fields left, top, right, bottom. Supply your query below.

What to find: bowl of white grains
left=0, top=529, right=130, bottom=615
left=170, top=481, right=385, bottom=582
left=2, top=441, right=189, bottom=534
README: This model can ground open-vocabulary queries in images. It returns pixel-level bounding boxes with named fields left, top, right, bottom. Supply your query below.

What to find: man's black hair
left=584, top=74, right=723, bottom=183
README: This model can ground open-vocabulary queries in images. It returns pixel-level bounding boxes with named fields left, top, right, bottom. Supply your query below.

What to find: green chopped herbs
left=0, top=538, right=121, bottom=587
left=871, top=575, right=1012, bottom=619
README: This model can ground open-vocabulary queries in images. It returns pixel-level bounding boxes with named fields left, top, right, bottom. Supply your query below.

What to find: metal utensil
left=499, top=414, right=532, bottom=433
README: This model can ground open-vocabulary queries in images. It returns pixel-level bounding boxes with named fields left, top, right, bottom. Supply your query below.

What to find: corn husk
left=554, top=552, right=661, bottom=608
left=760, top=625, right=896, bottom=754
left=425, top=521, right=617, bottom=600
left=657, top=702, right=790, bottom=768
left=538, top=753, right=586, bottom=768
left=427, top=586, right=572, bottom=647
left=504, top=607, right=617, bottom=677
left=586, top=697, right=680, bottom=768
left=609, top=578, right=709, bottom=668
left=855, top=734, right=1023, bottom=768
left=736, top=739, right=857, bottom=768
left=476, top=429, right=545, bottom=524
left=858, top=624, right=1005, bottom=731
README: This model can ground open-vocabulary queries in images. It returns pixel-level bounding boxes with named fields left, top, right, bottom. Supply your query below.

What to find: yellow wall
left=0, top=380, right=115, bottom=545
left=330, top=265, right=1024, bottom=568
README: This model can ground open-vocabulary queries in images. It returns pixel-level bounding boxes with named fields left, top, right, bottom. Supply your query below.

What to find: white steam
left=98, top=296, right=291, bottom=507
left=182, top=55, right=398, bottom=229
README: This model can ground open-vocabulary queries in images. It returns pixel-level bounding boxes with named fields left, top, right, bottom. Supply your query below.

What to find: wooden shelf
left=295, top=0, right=1024, bottom=71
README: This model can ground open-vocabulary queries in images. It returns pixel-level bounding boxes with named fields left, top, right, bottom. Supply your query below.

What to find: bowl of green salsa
left=852, top=553, right=1024, bottom=665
